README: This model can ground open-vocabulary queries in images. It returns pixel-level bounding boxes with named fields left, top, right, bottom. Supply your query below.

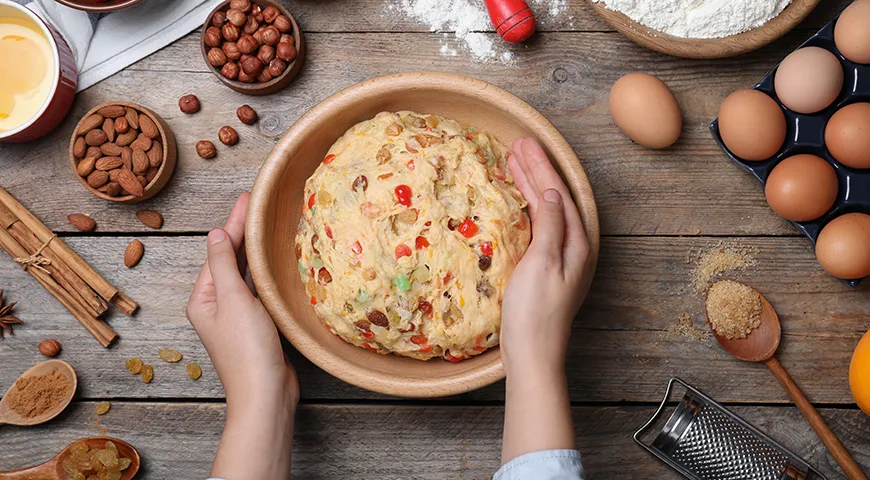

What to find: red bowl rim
left=53, top=0, right=144, bottom=13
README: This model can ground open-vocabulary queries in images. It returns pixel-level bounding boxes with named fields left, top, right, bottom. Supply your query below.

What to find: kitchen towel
left=14, top=0, right=221, bottom=92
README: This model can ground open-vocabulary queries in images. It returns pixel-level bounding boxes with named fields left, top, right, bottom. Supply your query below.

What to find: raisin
left=476, top=280, right=494, bottom=297
left=126, top=357, right=143, bottom=374
left=311, top=234, right=320, bottom=254
left=295, top=242, right=302, bottom=260
left=353, top=175, right=368, bottom=191
left=318, top=267, right=333, bottom=284
left=141, top=364, right=154, bottom=383
left=354, top=320, right=371, bottom=331
left=376, top=146, right=391, bottom=164
left=385, top=122, right=403, bottom=136
left=479, top=256, right=492, bottom=271
left=447, top=218, right=459, bottom=230
left=417, top=299, right=432, bottom=315
left=187, top=362, right=203, bottom=380
left=367, top=309, right=389, bottom=328
left=363, top=267, right=377, bottom=281
left=95, top=401, right=111, bottom=415
left=158, top=348, right=183, bottom=363
left=409, top=115, right=426, bottom=128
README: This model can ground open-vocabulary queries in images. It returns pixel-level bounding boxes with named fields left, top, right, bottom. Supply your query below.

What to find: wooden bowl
left=247, top=72, right=600, bottom=398
left=200, top=0, right=305, bottom=96
left=69, top=102, right=177, bottom=204
left=54, top=0, right=144, bottom=12
left=590, top=0, right=821, bottom=59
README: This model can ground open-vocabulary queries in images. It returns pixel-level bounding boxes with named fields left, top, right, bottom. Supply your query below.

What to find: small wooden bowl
left=69, top=102, right=177, bottom=204
left=247, top=72, right=600, bottom=398
left=54, top=0, right=144, bottom=12
left=590, top=0, right=821, bottom=59
left=200, top=0, right=305, bottom=96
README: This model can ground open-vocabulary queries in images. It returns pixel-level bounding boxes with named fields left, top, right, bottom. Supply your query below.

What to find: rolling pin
left=485, top=0, right=537, bottom=44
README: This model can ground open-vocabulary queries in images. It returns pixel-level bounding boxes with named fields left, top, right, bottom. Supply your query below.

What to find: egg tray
left=709, top=14, right=870, bottom=287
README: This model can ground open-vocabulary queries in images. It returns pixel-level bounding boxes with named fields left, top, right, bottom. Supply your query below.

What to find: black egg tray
left=709, top=15, right=870, bottom=287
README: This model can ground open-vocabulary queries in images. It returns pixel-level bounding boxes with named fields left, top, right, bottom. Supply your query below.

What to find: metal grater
left=634, top=378, right=826, bottom=480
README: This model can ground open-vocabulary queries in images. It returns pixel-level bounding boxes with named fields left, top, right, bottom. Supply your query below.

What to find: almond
left=73, top=137, right=86, bottom=158
left=125, top=107, right=139, bottom=129
left=98, top=105, right=126, bottom=118
left=109, top=168, right=123, bottom=183
left=136, top=210, right=164, bottom=229
left=145, top=166, right=159, bottom=183
left=102, top=117, right=115, bottom=142
left=78, top=114, right=104, bottom=135
left=85, top=146, right=102, bottom=159
left=121, top=147, right=133, bottom=169
left=116, top=168, right=144, bottom=197
left=124, top=239, right=144, bottom=268
left=132, top=149, right=149, bottom=174
left=139, top=114, right=159, bottom=139
left=76, top=157, right=97, bottom=177
left=137, top=175, right=147, bottom=187
left=95, top=157, right=123, bottom=171
left=100, top=142, right=123, bottom=156
left=105, top=182, right=122, bottom=197
left=87, top=170, right=109, bottom=188
left=67, top=214, right=96, bottom=232
left=147, top=142, right=163, bottom=167
left=85, top=129, right=108, bottom=146
left=130, top=133, right=152, bottom=152
left=116, top=130, right=138, bottom=147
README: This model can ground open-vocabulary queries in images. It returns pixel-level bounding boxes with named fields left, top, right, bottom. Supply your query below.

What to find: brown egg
left=816, top=213, right=870, bottom=279
left=609, top=72, right=682, bottom=149
left=835, top=0, right=870, bottom=64
left=826, top=103, right=870, bottom=169
left=718, top=89, right=786, bottom=161
left=765, top=154, right=838, bottom=222
left=774, top=47, right=843, bottom=114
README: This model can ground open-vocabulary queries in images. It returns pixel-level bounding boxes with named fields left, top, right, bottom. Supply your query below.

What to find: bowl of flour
left=590, top=0, right=821, bottom=58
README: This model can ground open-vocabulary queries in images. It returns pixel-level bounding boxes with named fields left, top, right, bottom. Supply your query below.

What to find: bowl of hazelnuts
left=201, top=0, right=304, bottom=96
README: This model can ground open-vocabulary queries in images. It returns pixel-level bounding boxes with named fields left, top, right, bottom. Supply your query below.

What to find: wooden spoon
left=706, top=280, right=868, bottom=480
left=0, top=437, right=140, bottom=480
left=0, top=360, right=77, bottom=426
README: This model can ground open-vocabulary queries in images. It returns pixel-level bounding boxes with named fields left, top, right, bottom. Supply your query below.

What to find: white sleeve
left=493, top=449, right=584, bottom=480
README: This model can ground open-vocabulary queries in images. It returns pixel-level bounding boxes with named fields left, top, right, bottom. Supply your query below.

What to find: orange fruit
left=850, top=329, right=870, bottom=415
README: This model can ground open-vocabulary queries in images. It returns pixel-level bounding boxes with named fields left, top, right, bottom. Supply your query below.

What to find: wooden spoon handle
left=0, top=462, right=55, bottom=480
left=766, top=356, right=868, bottom=480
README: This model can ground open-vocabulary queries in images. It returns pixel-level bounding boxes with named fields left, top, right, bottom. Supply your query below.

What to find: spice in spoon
left=7, top=369, right=72, bottom=419
left=706, top=279, right=762, bottom=339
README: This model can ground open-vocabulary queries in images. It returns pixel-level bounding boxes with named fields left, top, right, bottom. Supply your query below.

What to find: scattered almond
left=67, top=214, right=96, bottom=232
left=124, top=239, right=144, bottom=268
left=136, top=210, right=164, bottom=229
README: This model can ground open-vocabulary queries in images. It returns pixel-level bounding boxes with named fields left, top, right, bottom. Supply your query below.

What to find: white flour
left=592, top=0, right=792, bottom=39
left=389, top=0, right=570, bottom=63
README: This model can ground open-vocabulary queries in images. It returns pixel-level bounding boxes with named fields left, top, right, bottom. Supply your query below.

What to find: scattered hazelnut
left=274, top=15, right=292, bottom=33
left=114, top=116, right=129, bottom=134
left=212, top=11, right=228, bottom=27
left=219, top=126, right=239, bottom=146
left=178, top=94, right=201, bottom=114
left=237, top=34, right=259, bottom=55
left=237, top=105, right=258, bottom=125
left=243, top=15, right=259, bottom=35
left=267, top=58, right=286, bottom=77
left=223, top=41, right=242, bottom=60
left=39, top=339, right=61, bottom=357
left=257, top=44, right=276, bottom=64
left=279, top=33, right=294, bottom=45
left=227, top=8, right=246, bottom=27
left=261, top=26, right=280, bottom=46
left=207, top=47, right=227, bottom=67
left=221, top=22, right=240, bottom=42
left=204, top=26, right=222, bottom=47
left=196, top=140, right=217, bottom=159
left=230, top=0, right=251, bottom=13
left=221, top=62, right=240, bottom=80
left=262, top=6, right=280, bottom=23
left=241, top=56, right=264, bottom=76
left=257, top=69, right=273, bottom=83
left=276, top=42, right=296, bottom=62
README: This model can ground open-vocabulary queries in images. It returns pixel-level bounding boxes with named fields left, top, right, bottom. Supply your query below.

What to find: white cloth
left=20, top=0, right=221, bottom=91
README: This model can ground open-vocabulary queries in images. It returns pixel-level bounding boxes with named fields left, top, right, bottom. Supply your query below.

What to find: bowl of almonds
left=201, top=0, right=305, bottom=96
left=69, top=102, right=177, bottom=203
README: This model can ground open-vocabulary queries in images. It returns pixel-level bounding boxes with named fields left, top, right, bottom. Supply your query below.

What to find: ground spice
left=690, top=242, right=758, bottom=293
left=7, top=369, right=71, bottom=419
left=706, top=279, right=762, bottom=339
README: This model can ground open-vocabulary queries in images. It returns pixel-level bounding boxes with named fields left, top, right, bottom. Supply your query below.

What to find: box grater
left=634, top=378, right=826, bottom=480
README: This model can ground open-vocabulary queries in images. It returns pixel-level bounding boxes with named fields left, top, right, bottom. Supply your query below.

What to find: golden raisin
left=126, top=357, right=143, bottom=374
left=187, top=362, right=202, bottom=380
left=158, top=348, right=183, bottom=363
left=95, top=401, right=111, bottom=415
left=141, top=364, right=154, bottom=383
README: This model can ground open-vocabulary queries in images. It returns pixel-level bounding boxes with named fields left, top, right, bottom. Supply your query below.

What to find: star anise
left=0, top=289, right=23, bottom=338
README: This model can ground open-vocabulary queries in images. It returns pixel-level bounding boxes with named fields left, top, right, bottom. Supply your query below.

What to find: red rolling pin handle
left=485, top=0, right=537, bottom=44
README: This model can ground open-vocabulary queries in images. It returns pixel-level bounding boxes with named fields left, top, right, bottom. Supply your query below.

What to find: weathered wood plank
left=0, top=30, right=844, bottom=236
left=0, top=236, right=864, bottom=403
left=0, top=402, right=867, bottom=479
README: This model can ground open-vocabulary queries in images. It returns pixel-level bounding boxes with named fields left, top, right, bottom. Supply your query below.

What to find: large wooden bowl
left=247, top=72, right=599, bottom=397
left=590, top=0, right=820, bottom=59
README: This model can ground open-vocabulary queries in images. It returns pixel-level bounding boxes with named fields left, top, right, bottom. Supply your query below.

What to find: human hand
left=186, top=193, right=298, bottom=479
left=501, top=138, right=590, bottom=377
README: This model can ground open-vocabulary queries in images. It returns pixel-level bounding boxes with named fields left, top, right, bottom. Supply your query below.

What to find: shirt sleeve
left=492, top=449, right=584, bottom=480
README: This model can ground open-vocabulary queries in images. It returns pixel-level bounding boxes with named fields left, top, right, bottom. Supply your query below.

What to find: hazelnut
left=229, top=0, right=251, bottom=13
left=114, top=117, right=129, bottom=134
left=219, top=126, right=240, bottom=146
left=212, top=11, right=228, bottom=27
left=241, top=56, right=264, bottom=76
left=179, top=94, right=201, bottom=114
left=261, top=26, right=280, bottom=46
left=274, top=15, right=292, bottom=33
left=276, top=42, right=296, bottom=62
left=252, top=29, right=264, bottom=45
left=257, top=44, right=275, bottom=64
left=237, top=105, right=258, bottom=125
left=39, top=339, right=61, bottom=357
left=196, top=140, right=217, bottom=159
left=243, top=15, right=259, bottom=35
left=221, top=61, right=240, bottom=80
left=207, top=47, right=227, bottom=67
left=279, top=33, right=294, bottom=45
left=221, top=22, right=240, bottom=42
left=237, top=70, right=255, bottom=83
left=223, top=41, right=242, bottom=60
left=226, top=8, right=246, bottom=27
left=267, top=58, right=286, bottom=77
left=257, top=69, right=273, bottom=83
left=237, top=34, right=259, bottom=54
left=262, top=5, right=280, bottom=23
left=204, top=26, right=222, bottom=47
left=251, top=5, right=264, bottom=23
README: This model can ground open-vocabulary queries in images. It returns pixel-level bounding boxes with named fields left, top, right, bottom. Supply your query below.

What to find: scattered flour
left=592, top=0, right=792, bottom=39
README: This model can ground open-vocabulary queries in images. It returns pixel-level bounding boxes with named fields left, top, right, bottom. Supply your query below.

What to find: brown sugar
left=690, top=242, right=758, bottom=293
left=706, top=279, right=762, bottom=339
left=666, top=313, right=711, bottom=341
left=7, top=369, right=72, bottom=419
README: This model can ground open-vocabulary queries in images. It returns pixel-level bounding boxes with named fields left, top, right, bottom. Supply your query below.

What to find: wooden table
left=2, top=1, right=869, bottom=477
